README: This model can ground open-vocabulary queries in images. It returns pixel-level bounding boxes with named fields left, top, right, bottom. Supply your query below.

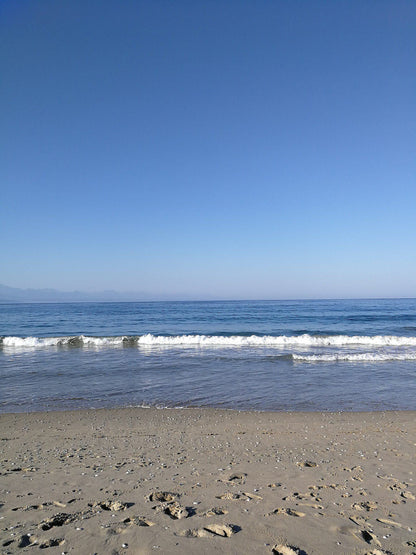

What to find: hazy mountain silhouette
left=0, top=284, right=193, bottom=303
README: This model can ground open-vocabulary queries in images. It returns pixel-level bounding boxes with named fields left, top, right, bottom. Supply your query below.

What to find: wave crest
left=2, top=333, right=416, bottom=349
left=135, top=333, right=416, bottom=347
left=293, top=352, right=416, bottom=362
left=1, top=335, right=127, bottom=348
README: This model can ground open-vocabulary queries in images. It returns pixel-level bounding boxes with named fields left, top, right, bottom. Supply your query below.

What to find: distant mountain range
left=0, top=284, right=182, bottom=303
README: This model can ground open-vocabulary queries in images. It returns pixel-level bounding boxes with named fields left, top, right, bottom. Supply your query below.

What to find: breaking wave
left=293, top=352, right=416, bottom=362
left=0, top=335, right=127, bottom=348
left=2, top=333, right=416, bottom=349
left=135, top=333, right=416, bottom=347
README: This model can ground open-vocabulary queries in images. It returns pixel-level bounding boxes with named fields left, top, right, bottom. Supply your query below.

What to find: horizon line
left=1, top=296, right=415, bottom=304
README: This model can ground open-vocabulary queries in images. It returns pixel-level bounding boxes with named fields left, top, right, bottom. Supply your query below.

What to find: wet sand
left=0, top=408, right=415, bottom=554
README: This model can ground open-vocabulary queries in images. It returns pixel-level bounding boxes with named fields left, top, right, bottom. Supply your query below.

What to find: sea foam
left=292, top=352, right=416, bottom=362
left=2, top=333, right=416, bottom=349
left=135, top=333, right=416, bottom=347
left=1, top=335, right=126, bottom=348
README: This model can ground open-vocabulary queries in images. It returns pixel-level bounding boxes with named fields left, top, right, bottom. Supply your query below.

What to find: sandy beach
left=1, top=408, right=415, bottom=554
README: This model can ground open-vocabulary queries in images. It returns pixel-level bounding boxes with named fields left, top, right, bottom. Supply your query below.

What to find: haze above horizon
left=1, top=283, right=415, bottom=303
left=1, top=1, right=415, bottom=300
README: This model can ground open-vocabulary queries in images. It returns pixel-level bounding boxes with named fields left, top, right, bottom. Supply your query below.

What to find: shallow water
left=1, top=299, right=415, bottom=412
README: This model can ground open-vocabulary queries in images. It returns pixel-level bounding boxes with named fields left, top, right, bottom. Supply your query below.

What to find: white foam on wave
left=80, top=336, right=126, bottom=346
left=136, top=333, right=416, bottom=347
left=1, top=335, right=126, bottom=348
left=293, top=352, right=416, bottom=362
left=2, top=336, right=62, bottom=347
left=2, top=333, right=416, bottom=349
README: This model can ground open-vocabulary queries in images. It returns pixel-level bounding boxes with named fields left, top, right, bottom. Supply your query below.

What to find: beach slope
left=1, top=409, right=415, bottom=554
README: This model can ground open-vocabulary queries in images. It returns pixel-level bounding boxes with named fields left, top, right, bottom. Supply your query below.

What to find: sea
left=1, top=299, right=415, bottom=413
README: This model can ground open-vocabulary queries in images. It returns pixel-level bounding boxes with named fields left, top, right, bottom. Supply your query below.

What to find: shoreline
left=2, top=405, right=415, bottom=416
left=1, top=408, right=415, bottom=554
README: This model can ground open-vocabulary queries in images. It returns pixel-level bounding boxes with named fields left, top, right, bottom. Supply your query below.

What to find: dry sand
left=0, top=408, right=415, bottom=554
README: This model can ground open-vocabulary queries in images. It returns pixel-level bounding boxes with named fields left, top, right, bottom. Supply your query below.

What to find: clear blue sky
left=1, top=0, right=415, bottom=299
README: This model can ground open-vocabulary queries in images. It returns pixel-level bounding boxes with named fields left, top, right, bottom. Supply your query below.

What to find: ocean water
left=1, top=299, right=415, bottom=413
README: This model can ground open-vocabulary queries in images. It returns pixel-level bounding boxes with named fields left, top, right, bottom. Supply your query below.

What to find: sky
left=1, top=0, right=415, bottom=300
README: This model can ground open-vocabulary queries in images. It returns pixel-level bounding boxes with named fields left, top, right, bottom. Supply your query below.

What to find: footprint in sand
left=351, top=500, right=377, bottom=512
left=199, top=507, right=229, bottom=517
left=268, top=508, right=305, bottom=517
left=177, top=523, right=241, bottom=538
left=216, top=491, right=262, bottom=501
left=297, top=461, right=318, bottom=468
left=272, top=544, right=308, bottom=555
left=39, top=537, right=65, bottom=548
left=349, top=514, right=368, bottom=526
left=164, top=501, right=191, bottom=519
left=123, top=516, right=155, bottom=527
left=243, top=492, right=263, bottom=500
left=108, top=516, right=156, bottom=535
left=39, top=512, right=77, bottom=531
left=227, top=473, right=247, bottom=485
left=217, top=492, right=244, bottom=500
left=284, top=492, right=316, bottom=502
left=388, top=481, right=408, bottom=491
left=359, top=529, right=381, bottom=547
left=16, top=534, right=63, bottom=549
left=90, top=500, right=131, bottom=511
left=146, top=491, right=192, bottom=520
left=38, top=504, right=100, bottom=531
left=18, top=534, right=37, bottom=548
left=146, top=491, right=179, bottom=503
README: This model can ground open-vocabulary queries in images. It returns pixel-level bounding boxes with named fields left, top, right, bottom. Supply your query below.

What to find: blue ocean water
left=1, top=299, right=415, bottom=413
